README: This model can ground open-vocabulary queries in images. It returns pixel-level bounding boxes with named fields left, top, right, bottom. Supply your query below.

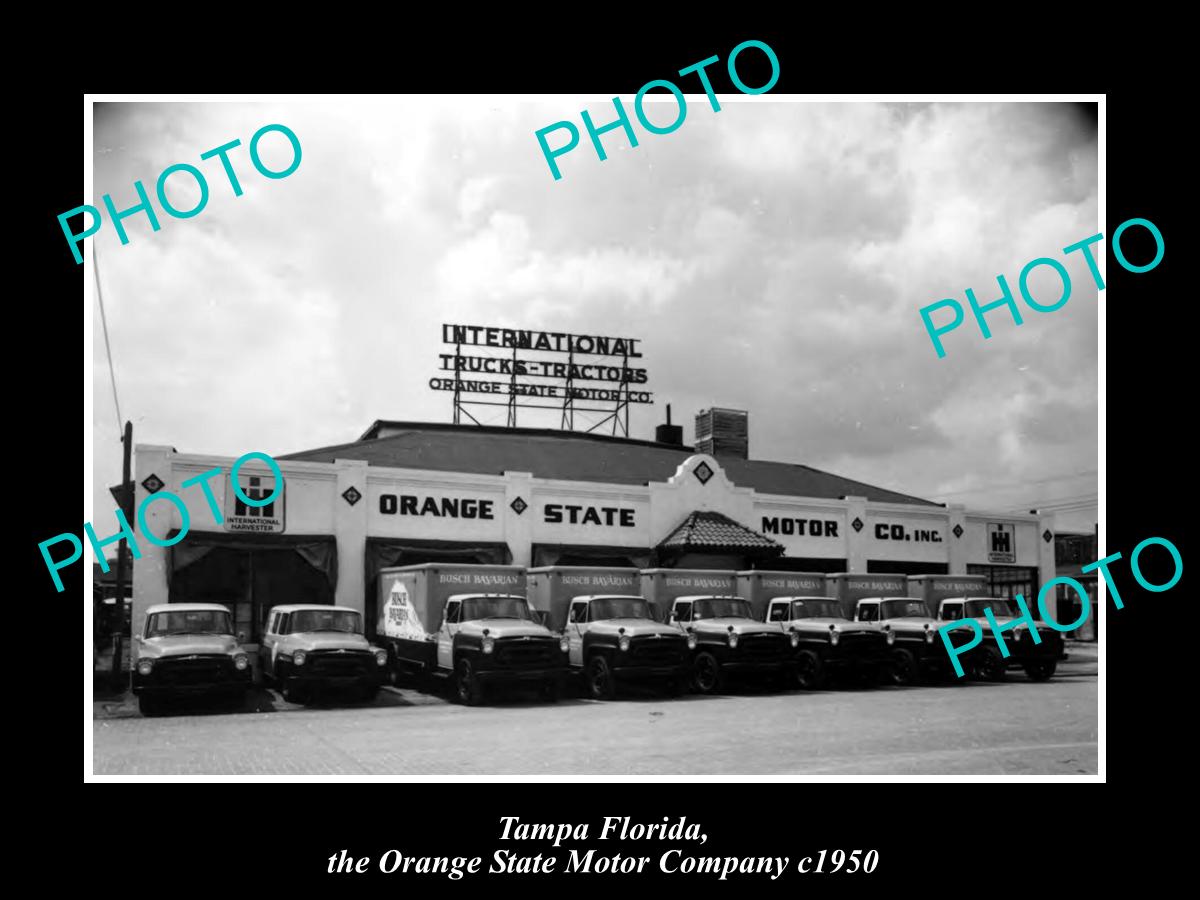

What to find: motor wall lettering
left=873, top=523, right=942, bottom=543
left=762, top=517, right=839, bottom=537
left=545, top=504, right=635, bottom=527
left=379, top=494, right=496, bottom=519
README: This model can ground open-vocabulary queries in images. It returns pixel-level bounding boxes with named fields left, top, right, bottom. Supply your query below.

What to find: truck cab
left=937, top=596, right=1066, bottom=681
left=132, top=603, right=252, bottom=717
left=564, top=594, right=692, bottom=700
left=259, top=604, right=388, bottom=704
left=764, top=596, right=891, bottom=690
left=436, top=593, right=568, bottom=705
left=854, top=596, right=943, bottom=685
left=667, top=595, right=795, bottom=694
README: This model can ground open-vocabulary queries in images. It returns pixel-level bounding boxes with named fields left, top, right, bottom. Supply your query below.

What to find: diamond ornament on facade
left=851, top=517, right=864, bottom=533
left=510, top=497, right=528, bottom=515
left=141, top=474, right=164, bottom=494
left=341, top=486, right=362, bottom=506
left=1043, top=529, right=1053, bottom=543
left=693, top=462, right=714, bottom=485
left=952, top=524, right=964, bottom=539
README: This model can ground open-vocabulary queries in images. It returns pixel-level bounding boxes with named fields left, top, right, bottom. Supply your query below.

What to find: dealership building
left=130, top=410, right=1057, bottom=645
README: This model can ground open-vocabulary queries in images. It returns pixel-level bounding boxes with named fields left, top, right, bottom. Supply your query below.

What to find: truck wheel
left=586, top=655, right=616, bottom=700
left=281, top=679, right=307, bottom=705
left=1024, top=659, right=1057, bottom=682
left=976, top=647, right=1007, bottom=682
left=889, top=648, right=918, bottom=686
left=795, top=650, right=824, bottom=690
left=692, top=651, right=725, bottom=695
left=540, top=677, right=563, bottom=703
left=454, top=658, right=484, bottom=705
left=138, top=694, right=163, bottom=717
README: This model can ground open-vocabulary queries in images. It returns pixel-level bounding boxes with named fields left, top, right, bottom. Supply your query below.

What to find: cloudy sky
left=90, top=98, right=1098, bottom=537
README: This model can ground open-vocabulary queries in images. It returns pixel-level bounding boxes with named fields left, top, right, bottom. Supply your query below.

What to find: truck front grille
left=156, top=655, right=233, bottom=685
left=494, top=637, right=560, bottom=668
left=306, top=650, right=373, bottom=677
left=628, top=635, right=686, bottom=666
left=738, top=633, right=790, bottom=661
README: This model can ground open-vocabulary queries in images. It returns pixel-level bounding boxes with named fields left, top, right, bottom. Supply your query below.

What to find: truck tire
left=889, top=648, right=918, bottom=686
left=1024, top=659, right=1057, bottom=681
left=281, top=678, right=307, bottom=705
left=138, top=694, right=163, bottom=717
left=795, top=650, right=824, bottom=690
left=692, top=651, right=725, bottom=695
left=541, top=676, right=563, bottom=703
left=454, top=658, right=484, bottom=706
left=976, top=646, right=1007, bottom=682
left=586, top=655, right=617, bottom=700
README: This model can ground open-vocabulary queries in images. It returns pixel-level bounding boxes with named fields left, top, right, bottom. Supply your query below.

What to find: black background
left=26, top=18, right=1178, bottom=893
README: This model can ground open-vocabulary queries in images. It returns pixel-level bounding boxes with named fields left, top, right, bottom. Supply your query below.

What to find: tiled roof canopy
left=658, top=511, right=784, bottom=556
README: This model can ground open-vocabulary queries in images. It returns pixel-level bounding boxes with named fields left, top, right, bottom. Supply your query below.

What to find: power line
left=93, top=243, right=124, bottom=437
left=934, top=469, right=1097, bottom=500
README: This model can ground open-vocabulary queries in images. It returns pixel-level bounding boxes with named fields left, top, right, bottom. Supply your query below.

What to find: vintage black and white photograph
left=86, top=94, right=1100, bottom=777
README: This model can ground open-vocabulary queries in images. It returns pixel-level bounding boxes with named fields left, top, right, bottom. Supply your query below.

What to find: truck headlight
left=618, top=635, right=631, bottom=652
left=137, top=659, right=154, bottom=676
left=559, top=636, right=570, bottom=653
left=293, top=650, right=306, bottom=666
left=924, top=629, right=935, bottom=644
left=233, top=654, right=249, bottom=671
left=886, top=629, right=896, bottom=645
left=482, top=637, right=495, bottom=654
left=727, top=632, right=739, bottom=649
left=374, top=649, right=388, bottom=666
left=686, top=633, right=697, bottom=650
left=789, top=632, right=799, bottom=648
left=830, top=630, right=840, bottom=646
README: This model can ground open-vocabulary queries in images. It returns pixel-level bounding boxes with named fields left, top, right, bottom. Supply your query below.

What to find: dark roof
left=280, top=421, right=938, bottom=506
left=658, top=511, right=783, bottom=554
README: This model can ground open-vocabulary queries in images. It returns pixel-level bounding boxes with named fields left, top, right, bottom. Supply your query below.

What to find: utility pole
left=110, top=421, right=133, bottom=691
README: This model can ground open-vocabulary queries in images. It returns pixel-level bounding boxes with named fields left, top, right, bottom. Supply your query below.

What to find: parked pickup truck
left=259, top=604, right=388, bottom=704
left=762, top=596, right=892, bottom=689
left=853, top=596, right=945, bottom=685
left=563, top=595, right=693, bottom=699
left=666, top=596, right=796, bottom=694
left=132, top=603, right=252, bottom=717
left=937, top=596, right=1067, bottom=681
left=375, top=564, right=567, bottom=705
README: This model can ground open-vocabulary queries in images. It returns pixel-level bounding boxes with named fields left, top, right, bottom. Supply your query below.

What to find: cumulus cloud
left=92, top=99, right=1097, bottom=532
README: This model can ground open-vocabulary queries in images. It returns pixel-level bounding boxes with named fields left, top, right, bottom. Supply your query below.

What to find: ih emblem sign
left=986, top=522, right=1016, bottom=563
left=223, top=470, right=286, bottom=534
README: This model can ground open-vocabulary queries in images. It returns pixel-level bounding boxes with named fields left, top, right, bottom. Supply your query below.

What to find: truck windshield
left=965, top=599, right=1018, bottom=618
left=146, top=610, right=233, bottom=637
left=791, top=600, right=843, bottom=619
left=461, top=597, right=533, bottom=621
left=880, top=599, right=928, bottom=618
left=590, top=597, right=652, bottom=620
left=692, top=599, right=752, bottom=620
left=290, top=609, right=362, bottom=634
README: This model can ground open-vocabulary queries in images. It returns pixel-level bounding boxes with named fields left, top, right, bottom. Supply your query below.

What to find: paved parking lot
left=91, top=652, right=1098, bottom=776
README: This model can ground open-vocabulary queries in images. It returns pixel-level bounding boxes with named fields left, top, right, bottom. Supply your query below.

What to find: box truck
left=532, top=566, right=692, bottom=700
left=915, top=575, right=1067, bottom=682
left=376, top=564, right=567, bottom=705
left=644, top=569, right=794, bottom=694
left=739, top=570, right=890, bottom=689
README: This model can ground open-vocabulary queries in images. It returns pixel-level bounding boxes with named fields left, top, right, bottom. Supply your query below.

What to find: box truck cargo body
left=528, top=567, right=640, bottom=633
left=907, top=574, right=989, bottom=617
left=827, top=572, right=909, bottom=620
left=376, top=564, right=566, bottom=704
left=735, top=570, right=828, bottom=621
left=640, top=569, right=738, bottom=621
